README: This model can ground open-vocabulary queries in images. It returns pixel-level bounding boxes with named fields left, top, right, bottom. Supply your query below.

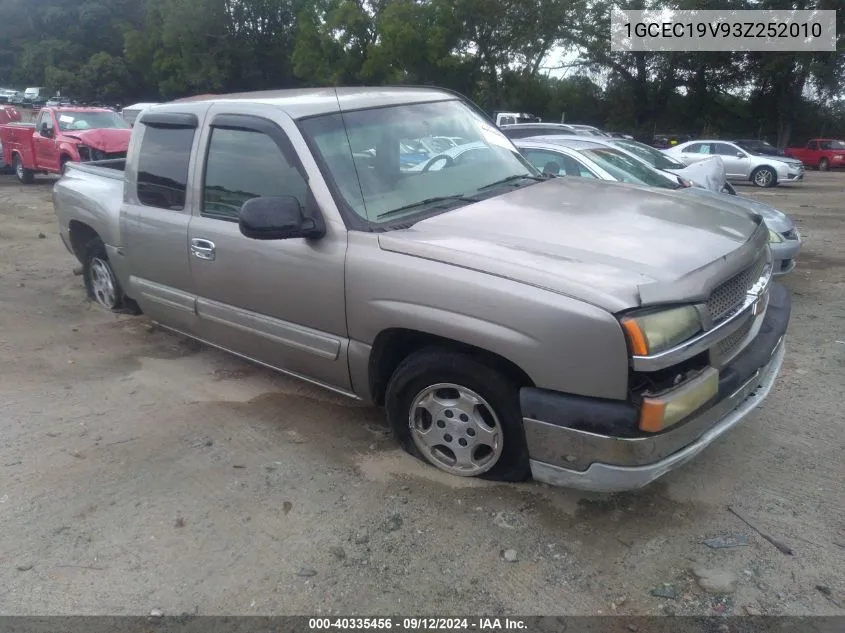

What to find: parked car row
left=48, top=87, right=789, bottom=493
left=511, top=136, right=801, bottom=275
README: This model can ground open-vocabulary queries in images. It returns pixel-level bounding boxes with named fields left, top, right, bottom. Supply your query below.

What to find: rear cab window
left=136, top=120, right=197, bottom=211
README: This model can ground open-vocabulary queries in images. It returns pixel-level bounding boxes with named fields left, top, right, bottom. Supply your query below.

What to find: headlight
left=768, top=228, right=784, bottom=243
left=621, top=306, right=702, bottom=356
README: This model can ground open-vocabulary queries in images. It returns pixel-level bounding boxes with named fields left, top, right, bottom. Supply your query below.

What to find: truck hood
left=378, top=178, right=764, bottom=313
left=60, top=128, right=131, bottom=153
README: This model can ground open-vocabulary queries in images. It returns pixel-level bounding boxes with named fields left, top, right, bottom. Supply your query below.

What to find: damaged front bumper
left=521, top=283, right=790, bottom=493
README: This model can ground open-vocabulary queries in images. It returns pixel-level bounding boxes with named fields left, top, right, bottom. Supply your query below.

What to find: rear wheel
left=385, top=348, right=530, bottom=482
left=82, top=236, right=126, bottom=311
left=13, top=154, right=34, bottom=184
left=751, top=166, right=776, bottom=188
left=818, top=158, right=829, bottom=172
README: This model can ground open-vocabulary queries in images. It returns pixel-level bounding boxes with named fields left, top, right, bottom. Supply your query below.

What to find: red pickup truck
left=0, top=105, right=22, bottom=170
left=0, top=106, right=131, bottom=183
left=784, top=138, right=845, bottom=171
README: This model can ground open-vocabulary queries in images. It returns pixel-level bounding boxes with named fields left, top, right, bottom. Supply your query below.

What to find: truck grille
left=713, top=316, right=754, bottom=362
left=707, top=255, right=767, bottom=324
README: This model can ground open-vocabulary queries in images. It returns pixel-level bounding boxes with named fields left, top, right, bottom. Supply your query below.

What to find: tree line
left=1, top=0, right=843, bottom=145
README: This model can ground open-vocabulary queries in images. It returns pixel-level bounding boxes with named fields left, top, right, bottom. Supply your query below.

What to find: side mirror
left=736, top=152, right=745, bottom=158
left=40, top=123, right=51, bottom=137
left=238, top=195, right=324, bottom=241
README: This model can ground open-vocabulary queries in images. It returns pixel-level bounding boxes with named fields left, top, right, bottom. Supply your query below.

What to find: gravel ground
left=0, top=171, right=843, bottom=617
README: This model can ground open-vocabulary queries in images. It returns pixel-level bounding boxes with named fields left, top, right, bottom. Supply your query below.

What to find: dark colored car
left=733, top=139, right=788, bottom=157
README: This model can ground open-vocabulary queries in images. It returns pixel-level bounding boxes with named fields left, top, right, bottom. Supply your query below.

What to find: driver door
left=187, top=107, right=351, bottom=392
left=713, top=142, right=749, bottom=179
left=33, top=110, right=59, bottom=171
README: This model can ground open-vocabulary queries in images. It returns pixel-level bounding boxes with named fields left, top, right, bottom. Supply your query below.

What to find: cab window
left=202, top=127, right=308, bottom=222
left=37, top=111, right=54, bottom=136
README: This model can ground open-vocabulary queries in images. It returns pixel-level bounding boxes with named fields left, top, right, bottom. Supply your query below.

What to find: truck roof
left=145, top=87, right=457, bottom=120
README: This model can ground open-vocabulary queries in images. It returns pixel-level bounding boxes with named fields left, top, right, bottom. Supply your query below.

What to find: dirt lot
left=0, top=171, right=843, bottom=617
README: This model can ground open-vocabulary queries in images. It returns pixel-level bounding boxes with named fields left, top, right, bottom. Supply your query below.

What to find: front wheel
left=13, top=154, right=34, bottom=184
left=751, top=166, right=777, bottom=188
left=818, top=158, right=829, bottom=172
left=385, top=348, right=530, bottom=482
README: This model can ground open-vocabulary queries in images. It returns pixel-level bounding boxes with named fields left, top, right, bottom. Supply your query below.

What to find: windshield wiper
left=375, top=195, right=478, bottom=220
left=477, top=173, right=547, bottom=191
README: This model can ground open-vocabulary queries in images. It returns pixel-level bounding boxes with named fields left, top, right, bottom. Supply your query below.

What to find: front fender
left=57, top=141, right=81, bottom=161
left=345, top=233, right=631, bottom=402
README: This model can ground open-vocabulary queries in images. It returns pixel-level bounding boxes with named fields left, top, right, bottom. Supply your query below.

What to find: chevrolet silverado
left=52, top=87, right=789, bottom=492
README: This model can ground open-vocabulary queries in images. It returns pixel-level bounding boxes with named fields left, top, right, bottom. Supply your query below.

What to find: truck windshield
left=298, top=100, right=539, bottom=224
left=578, top=147, right=681, bottom=189
left=56, top=111, right=130, bottom=131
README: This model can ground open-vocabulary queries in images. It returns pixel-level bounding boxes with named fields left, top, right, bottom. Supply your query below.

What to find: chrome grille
left=707, top=255, right=767, bottom=323
left=713, top=317, right=753, bottom=362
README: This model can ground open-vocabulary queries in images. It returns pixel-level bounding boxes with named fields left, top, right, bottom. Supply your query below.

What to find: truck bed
left=54, top=160, right=128, bottom=266
left=66, top=158, right=126, bottom=178
left=0, top=122, right=36, bottom=164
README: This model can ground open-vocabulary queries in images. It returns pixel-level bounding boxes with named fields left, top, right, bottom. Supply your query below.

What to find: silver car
left=525, top=133, right=736, bottom=195
left=568, top=124, right=608, bottom=137
left=499, top=123, right=582, bottom=139
left=665, top=140, right=805, bottom=188
left=515, top=136, right=801, bottom=275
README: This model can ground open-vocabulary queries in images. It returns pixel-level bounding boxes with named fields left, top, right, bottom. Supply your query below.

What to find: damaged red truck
left=0, top=106, right=131, bottom=183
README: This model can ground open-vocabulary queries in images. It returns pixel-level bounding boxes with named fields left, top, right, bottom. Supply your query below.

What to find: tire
left=385, top=347, right=530, bottom=482
left=818, top=158, right=829, bottom=172
left=60, top=156, right=70, bottom=174
left=751, top=166, right=777, bottom=188
left=13, top=154, right=34, bottom=184
left=722, top=182, right=737, bottom=195
left=82, top=236, right=127, bottom=311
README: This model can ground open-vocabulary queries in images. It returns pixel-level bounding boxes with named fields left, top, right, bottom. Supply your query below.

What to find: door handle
left=190, top=238, right=216, bottom=261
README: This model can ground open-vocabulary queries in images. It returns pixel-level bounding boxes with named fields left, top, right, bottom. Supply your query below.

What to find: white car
left=599, top=136, right=736, bottom=195
left=567, top=124, right=608, bottom=137
left=664, top=139, right=805, bottom=188
left=515, top=133, right=734, bottom=195
left=121, top=102, right=160, bottom=126
left=406, top=141, right=494, bottom=171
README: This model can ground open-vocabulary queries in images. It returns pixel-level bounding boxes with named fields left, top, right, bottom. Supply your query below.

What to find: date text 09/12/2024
left=308, top=618, right=527, bottom=630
